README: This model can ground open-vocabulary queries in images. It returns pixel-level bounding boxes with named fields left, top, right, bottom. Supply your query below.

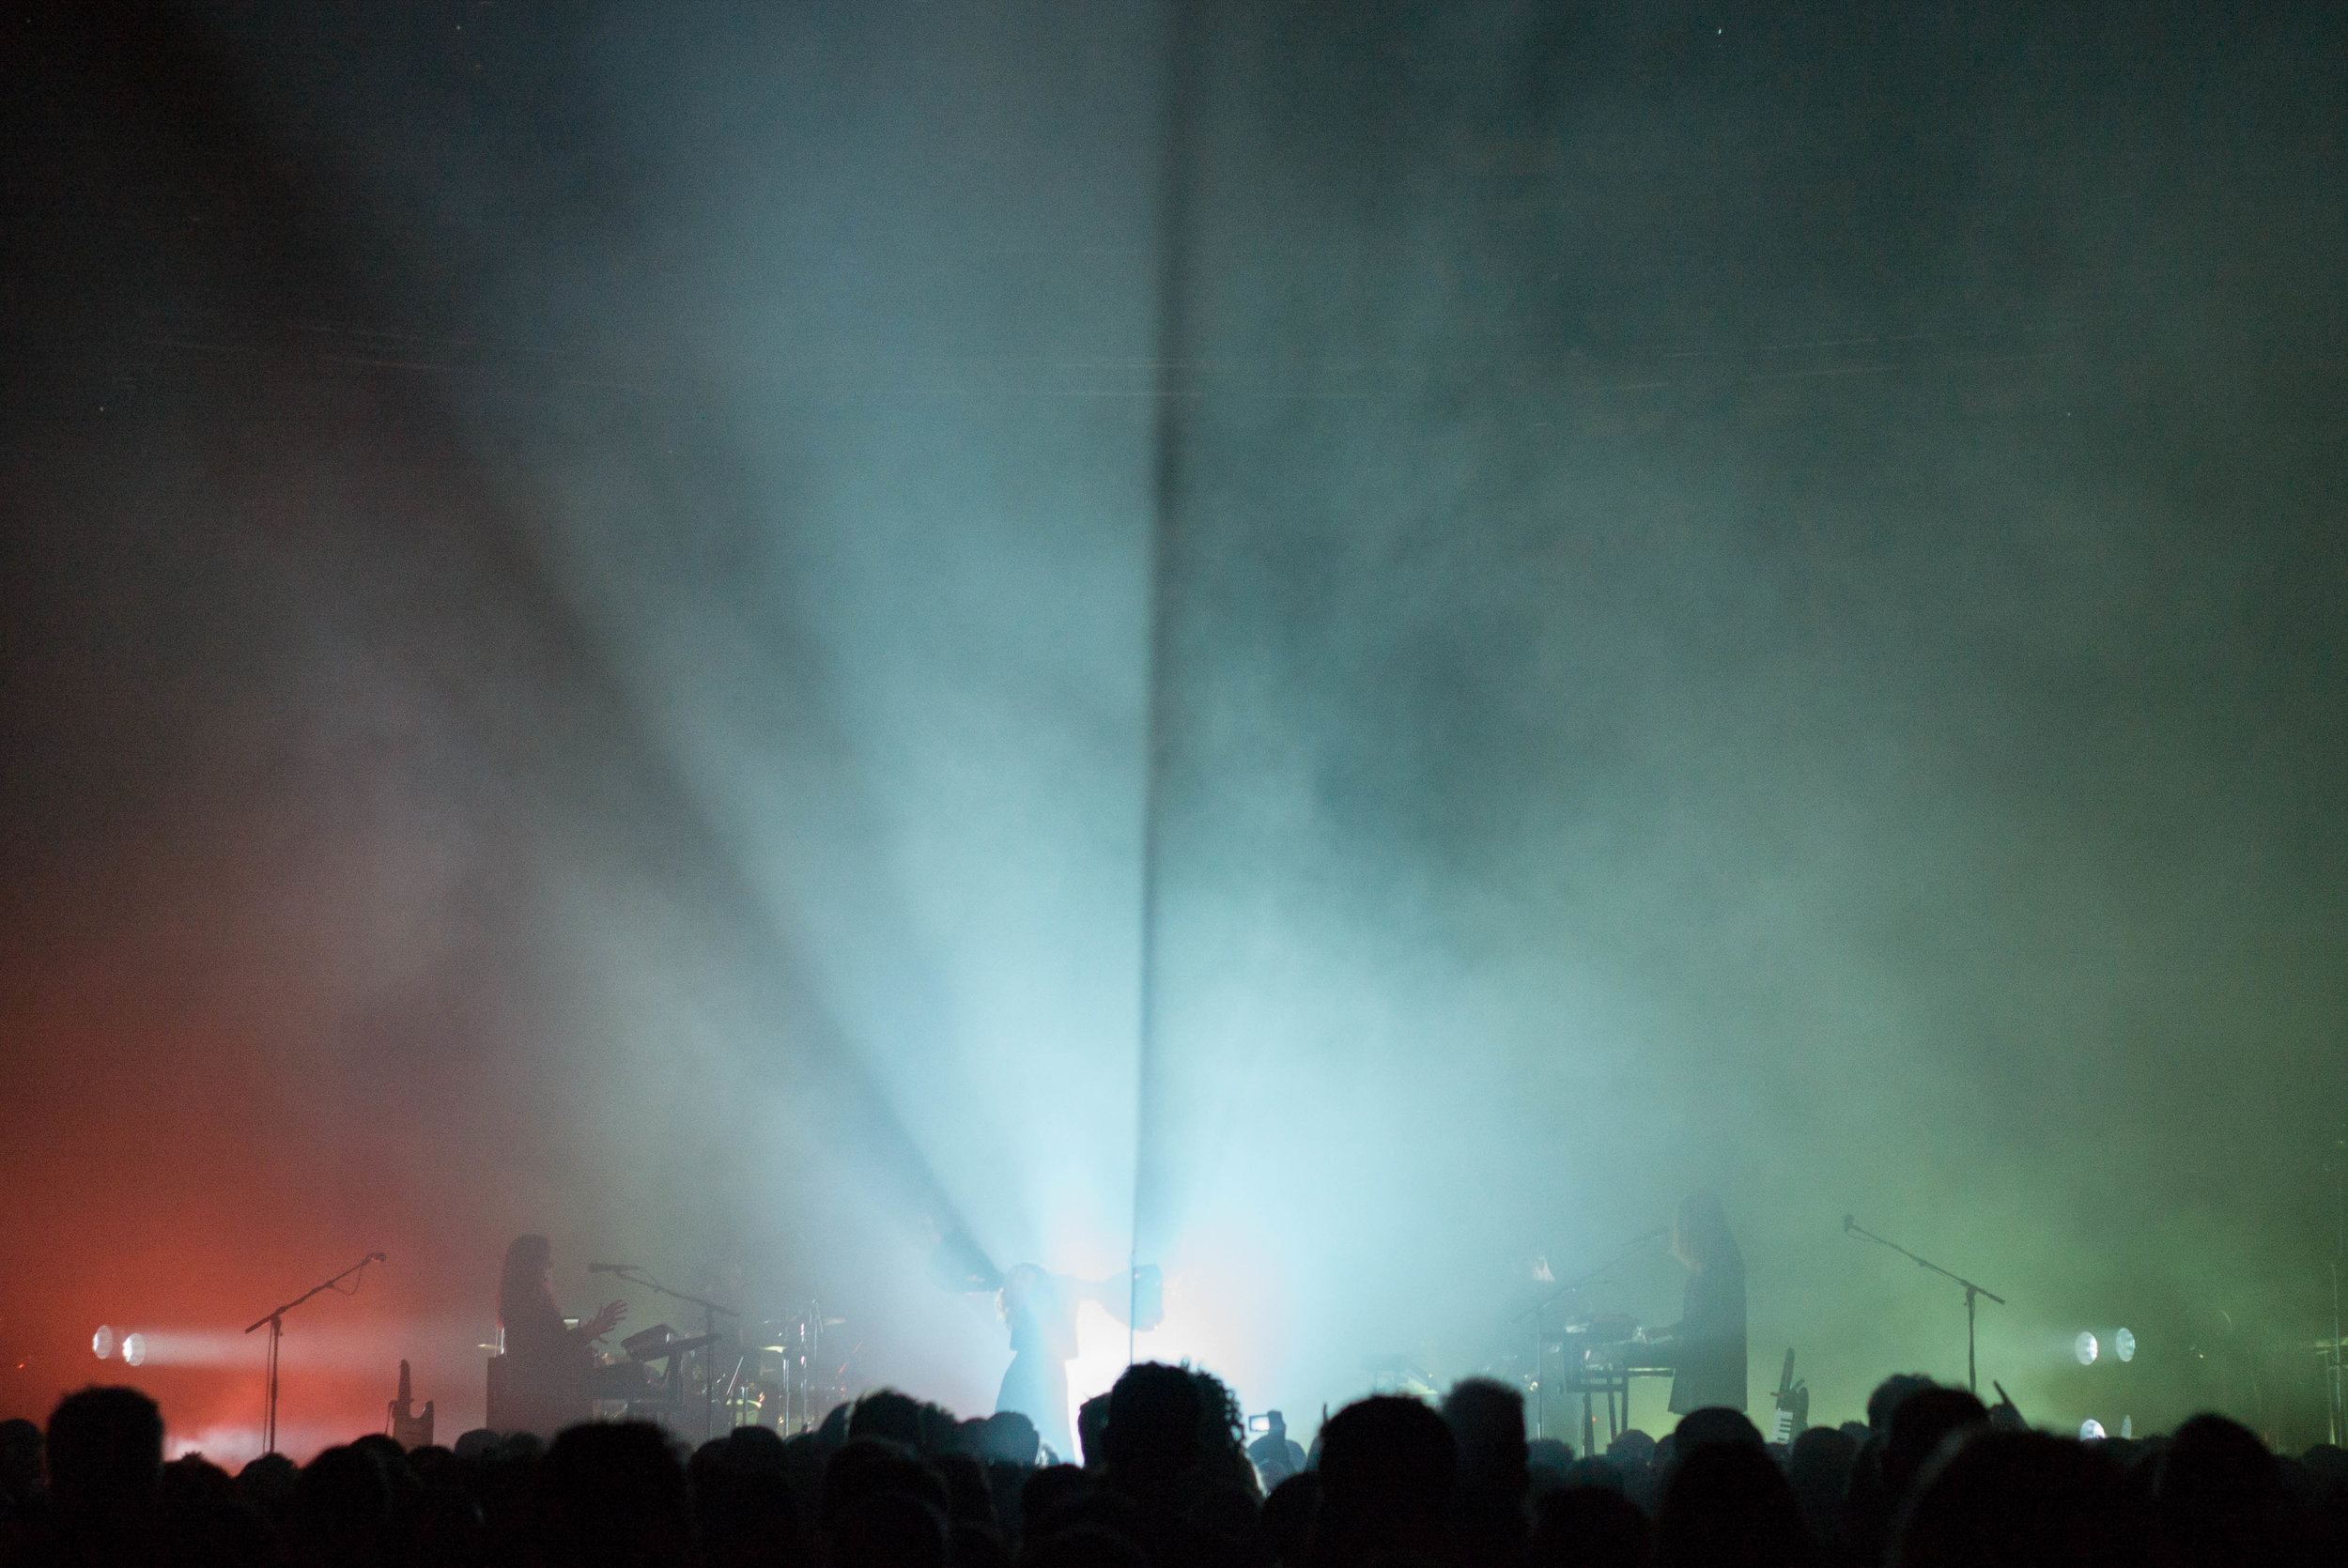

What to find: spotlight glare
left=2079, top=1418, right=2106, bottom=1440
left=121, top=1332, right=147, bottom=1368
left=91, top=1326, right=115, bottom=1360
left=2073, top=1330, right=2098, bottom=1366
left=2114, top=1328, right=2135, bottom=1363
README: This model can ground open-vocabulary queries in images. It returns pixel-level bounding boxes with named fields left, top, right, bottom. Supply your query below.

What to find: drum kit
left=589, top=1289, right=857, bottom=1438
left=734, top=1302, right=856, bottom=1435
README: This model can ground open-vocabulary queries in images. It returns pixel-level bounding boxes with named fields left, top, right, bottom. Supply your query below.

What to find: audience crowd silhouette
left=3, top=1366, right=2343, bottom=1566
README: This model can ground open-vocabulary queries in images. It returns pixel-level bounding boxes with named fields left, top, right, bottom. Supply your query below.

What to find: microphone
left=1843, top=1214, right=1855, bottom=1235
left=369, top=1252, right=388, bottom=1262
left=587, top=1264, right=634, bottom=1274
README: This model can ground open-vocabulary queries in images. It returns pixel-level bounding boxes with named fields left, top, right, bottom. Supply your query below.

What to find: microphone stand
left=2327, top=1141, right=2344, bottom=1447
left=605, top=1267, right=738, bottom=1441
left=1844, top=1217, right=2005, bottom=1393
left=1515, top=1229, right=1666, bottom=1440
left=243, top=1253, right=382, bottom=1454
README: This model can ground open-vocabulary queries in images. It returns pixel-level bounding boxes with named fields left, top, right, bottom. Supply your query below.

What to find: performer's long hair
left=1670, top=1191, right=1739, bottom=1275
left=498, top=1234, right=553, bottom=1328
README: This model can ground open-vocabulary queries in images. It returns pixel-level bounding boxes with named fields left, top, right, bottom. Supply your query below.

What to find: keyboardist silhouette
left=493, top=1234, right=628, bottom=1437
left=1639, top=1191, right=1749, bottom=1414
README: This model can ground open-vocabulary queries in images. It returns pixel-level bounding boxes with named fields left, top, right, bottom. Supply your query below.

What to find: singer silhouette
left=495, top=1235, right=631, bottom=1436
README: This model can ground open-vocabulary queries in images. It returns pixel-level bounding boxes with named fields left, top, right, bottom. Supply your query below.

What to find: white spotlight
left=91, top=1326, right=115, bottom=1360
left=2079, top=1418, right=2106, bottom=1440
left=121, top=1333, right=147, bottom=1368
left=2073, top=1330, right=2098, bottom=1366
left=2114, top=1328, right=2135, bottom=1363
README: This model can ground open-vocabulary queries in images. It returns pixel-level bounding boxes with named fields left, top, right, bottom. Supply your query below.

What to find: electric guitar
left=389, top=1359, right=435, bottom=1450
left=1769, top=1347, right=1808, bottom=1443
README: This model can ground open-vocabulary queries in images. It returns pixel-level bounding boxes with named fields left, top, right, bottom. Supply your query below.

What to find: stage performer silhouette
left=496, top=1234, right=627, bottom=1437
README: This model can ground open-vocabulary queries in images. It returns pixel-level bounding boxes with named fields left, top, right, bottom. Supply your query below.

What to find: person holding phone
left=1246, top=1409, right=1306, bottom=1485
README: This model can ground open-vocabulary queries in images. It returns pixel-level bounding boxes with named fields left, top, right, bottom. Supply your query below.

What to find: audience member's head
left=694, top=1439, right=801, bottom=1568
left=978, top=1409, right=1039, bottom=1468
left=1881, top=1387, right=1987, bottom=1502
left=1185, top=1363, right=1256, bottom=1498
left=1785, top=1423, right=1858, bottom=1551
left=1892, top=1428, right=2146, bottom=1568
left=1527, top=1436, right=1576, bottom=1493
left=533, top=1420, right=697, bottom=1568
left=453, top=1428, right=502, bottom=1461
left=931, top=1450, right=996, bottom=1531
left=15, top=1362, right=2323, bottom=1568
left=1101, top=1362, right=1202, bottom=1494
left=287, top=1443, right=393, bottom=1568
left=1866, top=1375, right=1938, bottom=1437
left=1443, top=1377, right=1531, bottom=1497
left=1656, top=1440, right=1805, bottom=1568
left=2157, top=1412, right=2286, bottom=1517
left=2156, top=1412, right=2294, bottom=1567
left=45, top=1385, right=163, bottom=1515
left=723, top=1423, right=787, bottom=1473
left=1557, top=1456, right=1626, bottom=1495
left=160, top=1452, right=275, bottom=1568
left=236, top=1450, right=300, bottom=1522
left=1443, top=1377, right=1531, bottom=1563
left=1021, top=1463, right=1093, bottom=1539
left=1076, top=1394, right=1111, bottom=1471
left=157, top=1452, right=237, bottom=1509
left=1533, top=1483, right=1654, bottom=1568
left=1672, top=1407, right=1764, bottom=1457
left=1606, top=1430, right=1657, bottom=1473
left=1261, top=1469, right=1321, bottom=1565
left=823, top=1439, right=950, bottom=1539
left=1313, top=1395, right=1456, bottom=1565
left=848, top=1389, right=927, bottom=1451
left=802, top=1403, right=845, bottom=1448
left=1022, top=1525, right=1151, bottom=1568
left=0, top=1417, right=43, bottom=1505
left=918, top=1401, right=965, bottom=1457
left=829, top=1489, right=948, bottom=1568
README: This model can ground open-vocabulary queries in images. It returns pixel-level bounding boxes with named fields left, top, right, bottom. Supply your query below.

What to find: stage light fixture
left=2079, top=1418, right=2106, bottom=1440
left=121, top=1333, right=147, bottom=1368
left=2073, top=1331, right=2098, bottom=1366
left=2114, top=1328, right=2135, bottom=1362
left=91, top=1326, right=115, bottom=1360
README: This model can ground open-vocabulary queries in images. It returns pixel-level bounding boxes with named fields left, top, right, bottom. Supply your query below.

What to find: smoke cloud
left=2, top=1, right=2341, bottom=1454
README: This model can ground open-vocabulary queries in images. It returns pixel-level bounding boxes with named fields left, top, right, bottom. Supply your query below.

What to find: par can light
left=2074, top=1330, right=2098, bottom=1366
left=2079, top=1419, right=2107, bottom=1440
left=2114, top=1328, right=2136, bottom=1363
left=121, top=1332, right=147, bottom=1368
left=91, top=1326, right=115, bottom=1360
